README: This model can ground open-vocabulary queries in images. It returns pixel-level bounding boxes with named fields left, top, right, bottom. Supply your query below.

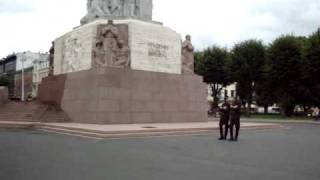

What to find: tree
left=268, top=35, right=304, bottom=117
left=255, top=66, right=275, bottom=114
left=229, top=40, right=266, bottom=115
left=303, top=29, right=320, bottom=107
left=195, top=46, right=231, bottom=104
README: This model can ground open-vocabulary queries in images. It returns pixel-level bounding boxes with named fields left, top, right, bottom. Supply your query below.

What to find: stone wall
left=0, top=87, right=8, bottom=105
left=38, top=67, right=208, bottom=124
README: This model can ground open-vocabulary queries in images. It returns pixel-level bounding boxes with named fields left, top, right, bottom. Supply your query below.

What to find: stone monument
left=181, top=35, right=195, bottom=74
left=38, top=0, right=208, bottom=124
left=92, top=20, right=130, bottom=68
left=48, top=42, right=55, bottom=76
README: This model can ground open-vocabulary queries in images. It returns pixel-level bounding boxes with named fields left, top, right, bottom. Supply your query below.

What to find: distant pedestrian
left=313, top=107, right=320, bottom=121
left=219, top=100, right=230, bottom=140
left=229, top=100, right=241, bottom=141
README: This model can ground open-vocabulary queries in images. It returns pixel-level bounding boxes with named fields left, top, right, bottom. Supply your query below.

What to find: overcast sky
left=0, top=0, right=319, bottom=58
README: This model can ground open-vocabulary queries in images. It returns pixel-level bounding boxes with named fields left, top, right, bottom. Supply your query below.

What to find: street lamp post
left=21, top=53, right=26, bottom=101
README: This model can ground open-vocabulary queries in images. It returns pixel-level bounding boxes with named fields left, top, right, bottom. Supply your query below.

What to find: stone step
left=0, top=114, right=35, bottom=117
left=41, top=124, right=217, bottom=135
left=39, top=126, right=217, bottom=139
left=0, top=118, right=38, bottom=122
left=39, top=123, right=283, bottom=139
left=0, top=121, right=284, bottom=139
left=0, top=113, right=35, bottom=115
left=0, top=101, right=70, bottom=123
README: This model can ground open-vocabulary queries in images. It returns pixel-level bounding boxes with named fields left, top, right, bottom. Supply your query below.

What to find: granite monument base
left=38, top=67, right=208, bottom=124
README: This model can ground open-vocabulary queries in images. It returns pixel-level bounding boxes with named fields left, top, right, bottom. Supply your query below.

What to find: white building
left=207, top=83, right=237, bottom=102
left=15, top=51, right=36, bottom=71
left=32, top=57, right=49, bottom=97
left=15, top=51, right=49, bottom=97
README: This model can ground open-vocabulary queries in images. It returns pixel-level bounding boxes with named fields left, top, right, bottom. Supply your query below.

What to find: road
left=0, top=124, right=319, bottom=180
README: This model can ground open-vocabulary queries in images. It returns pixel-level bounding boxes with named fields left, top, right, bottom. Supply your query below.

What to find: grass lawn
left=243, top=114, right=314, bottom=121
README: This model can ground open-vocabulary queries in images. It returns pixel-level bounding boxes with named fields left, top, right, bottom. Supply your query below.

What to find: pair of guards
left=219, top=101, right=241, bottom=141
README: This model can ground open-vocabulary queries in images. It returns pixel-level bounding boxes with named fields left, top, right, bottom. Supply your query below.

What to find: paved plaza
left=0, top=123, right=319, bottom=180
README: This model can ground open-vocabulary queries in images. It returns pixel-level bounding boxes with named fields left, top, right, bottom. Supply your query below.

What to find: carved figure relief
left=81, top=0, right=152, bottom=25
left=93, top=20, right=130, bottom=68
left=123, top=0, right=140, bottom=17
left=48, top=42, right=55, bottom=76
left=62, top=37, right=84, bottom=73
left=107, top=0, right=122, bottom=16
left=181, top=35, right=195, bottom=74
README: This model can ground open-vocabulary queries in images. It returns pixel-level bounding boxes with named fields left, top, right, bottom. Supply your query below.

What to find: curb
left=241, top=119, right=320, bottom=125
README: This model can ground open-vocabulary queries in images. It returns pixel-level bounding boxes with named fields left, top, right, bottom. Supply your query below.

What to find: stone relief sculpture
left=93, top=20, right=130, bottom=68
left=81, top=0, right=152, bottom=25
left=181, top=35, right=195, bottom=74
left=123, top=0, right=140, bottom=17
left=48, top=42, right=55, bottom=76
left=108, top=0, right=122, bottom=16
left=62, top=37, right=83, bottom=72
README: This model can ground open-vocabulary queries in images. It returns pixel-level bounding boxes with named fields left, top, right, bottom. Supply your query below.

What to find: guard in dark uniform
left=219, top=100, right=230, bottom=140
left=229, top=100, right=241, bottom=141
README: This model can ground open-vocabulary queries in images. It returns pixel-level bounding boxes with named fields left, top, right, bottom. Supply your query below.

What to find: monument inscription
left=148, top=42, right=168, bottom=59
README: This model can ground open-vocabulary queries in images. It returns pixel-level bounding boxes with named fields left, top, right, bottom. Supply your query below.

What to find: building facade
left=0, top=51, right=49, bottom=100
left=0, top=54, right=17, bottom=98
left=32, top=57, right=50, bottom=97
left=207, top=83, right=237, bottom=103
left=14, top=67, right=33, bottom=99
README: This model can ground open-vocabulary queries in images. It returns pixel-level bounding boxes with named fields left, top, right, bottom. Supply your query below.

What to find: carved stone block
left=81, top=0, right=153, bottom=25
left=93, top=21, right=130, bottom=68
left=38, top=67, right=208, bottom=124
left=53, top=19, right=182, bottom=75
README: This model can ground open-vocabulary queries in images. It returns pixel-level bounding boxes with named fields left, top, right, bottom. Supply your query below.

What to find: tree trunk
left=282, top=105, right=295, bottom=117
left=246, top=99, right=252, bottom=117
left=264, top=105, right=269, bottom=114
left=303, top=105, right=309, bottom=116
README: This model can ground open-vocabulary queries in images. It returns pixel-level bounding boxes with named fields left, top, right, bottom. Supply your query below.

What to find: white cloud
left=0, top=0, right=320, bottom=58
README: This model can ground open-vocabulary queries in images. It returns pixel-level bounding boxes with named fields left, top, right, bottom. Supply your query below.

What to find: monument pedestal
left=38, top=67, right=208, bottom=124
left=0, top=87, right=8, bottom=105
left=42, top=2, right=207, bottom=124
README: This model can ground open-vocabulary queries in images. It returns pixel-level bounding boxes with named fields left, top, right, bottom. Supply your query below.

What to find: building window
left=5, top=62, right=15, bottom=71
left=231, top=90, right=235, bottom=98
left=0, top=65, right=4, bottom=73
left=224, top=90, right=228, bottom=98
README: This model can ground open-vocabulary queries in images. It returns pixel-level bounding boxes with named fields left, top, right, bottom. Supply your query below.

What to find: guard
left=219, top=100, right=230, bottom=140
left=229, top=100, right=241, bottom=141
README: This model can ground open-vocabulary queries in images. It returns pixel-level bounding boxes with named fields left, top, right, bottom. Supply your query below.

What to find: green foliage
left=268, top=35, right=304, bottom=117
left=195, top=46, right=231, bottom=103
left=0, top=75, right=10, bottom=87
left=303, top=29, right=320, bottom=107
left=255, top=78, right=275, bottom=113
left=198, top=28, right=320, bottom=117
left=229, top=40, right=266, bottom=114
left=230, top=40, right=266, bottom=82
